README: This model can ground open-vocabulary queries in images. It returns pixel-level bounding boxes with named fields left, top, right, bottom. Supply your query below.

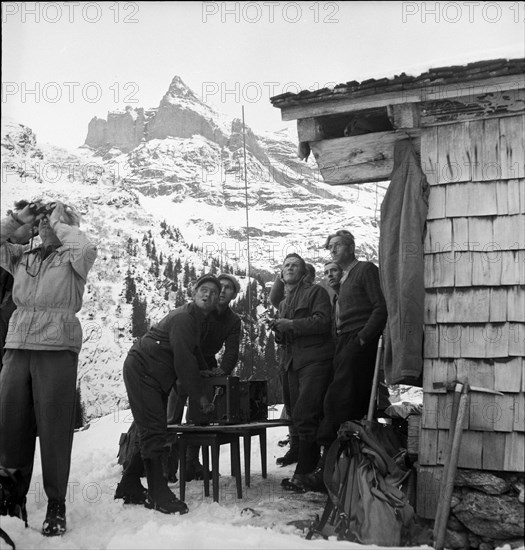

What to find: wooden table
left=167, top=420, right=290, bottom=502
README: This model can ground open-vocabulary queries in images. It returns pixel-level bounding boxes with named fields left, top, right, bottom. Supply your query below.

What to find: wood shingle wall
left=417, top=113, right=525, bottom=519
left=270, top=60, right=525, bottom=521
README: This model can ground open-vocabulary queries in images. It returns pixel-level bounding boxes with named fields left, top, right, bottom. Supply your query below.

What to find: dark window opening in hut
left=318, top=107, right=394, bottom=139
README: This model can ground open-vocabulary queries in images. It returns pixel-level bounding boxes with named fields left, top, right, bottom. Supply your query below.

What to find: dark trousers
left=279, top=369, right=297, bottom=438
left=317, top=331, right=379, bottom=446
left=0, top=349, right=78, bottom=502
left=166, top=381, right=186, bottom=425
left=287, top=361, right=332, bottom=443
left=123, top=354, right=169, bottom=460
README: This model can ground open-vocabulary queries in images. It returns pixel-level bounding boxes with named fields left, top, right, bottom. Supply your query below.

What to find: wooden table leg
left=202, top=445, right=210, bottom=498
left=179, top=438, right=187, bottom=502
left=211, top=441, right=220, bottom=502
left=243, top=434, right=251, bottom=487
left=231, top=437, right=242, bottom=498
left=259, top=429, right=267, bottom=479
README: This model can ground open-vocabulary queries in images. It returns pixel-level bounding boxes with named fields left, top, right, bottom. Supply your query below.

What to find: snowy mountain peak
left=164, top=75, right=200, bottom=103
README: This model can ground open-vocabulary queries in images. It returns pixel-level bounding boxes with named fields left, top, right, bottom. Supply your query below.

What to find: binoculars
left=14, top=200, right=56, bottom=218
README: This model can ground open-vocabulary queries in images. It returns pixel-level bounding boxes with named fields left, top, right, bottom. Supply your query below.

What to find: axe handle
left=435, top=384, right=462, bottom=519
left=434, top=385, right=469, bottom=550
left=367, top=336, right=383, bottom=422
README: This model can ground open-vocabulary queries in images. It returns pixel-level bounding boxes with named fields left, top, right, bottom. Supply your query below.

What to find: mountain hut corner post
left=271, top=58, right=525, bottom=540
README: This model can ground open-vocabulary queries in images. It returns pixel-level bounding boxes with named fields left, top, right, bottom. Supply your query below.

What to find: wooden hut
left=271, top=58, right=524, bottom=524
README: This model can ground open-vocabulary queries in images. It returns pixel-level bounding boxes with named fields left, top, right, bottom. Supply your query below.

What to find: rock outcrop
left=84, top=76, right=228, bottom=152
left=85, top=106, right=148, bottom=152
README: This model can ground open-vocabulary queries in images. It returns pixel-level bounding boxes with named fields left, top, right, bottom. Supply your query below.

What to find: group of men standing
left=0, top=214, right=387, bottom=533
left=116, top=227, right=388, bottom=508
left=271, top=230, right=387, bottom=492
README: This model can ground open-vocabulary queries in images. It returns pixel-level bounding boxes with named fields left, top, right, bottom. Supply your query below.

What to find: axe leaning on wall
left=432, top=380, right=504, bottom=550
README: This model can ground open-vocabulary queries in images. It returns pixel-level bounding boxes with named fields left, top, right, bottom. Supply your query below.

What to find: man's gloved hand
left=199, top=396, right=214, bottom=415
left=200, top=370, right=215, bottom=378
left=211, top=367, right=225, bottom=376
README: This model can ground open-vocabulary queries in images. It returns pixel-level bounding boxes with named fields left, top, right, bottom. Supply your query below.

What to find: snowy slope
left=0, top=406, right=433, bottom=550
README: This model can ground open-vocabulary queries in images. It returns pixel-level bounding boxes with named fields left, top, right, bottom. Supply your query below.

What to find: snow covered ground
left=1, top=406, right=433, bottom=550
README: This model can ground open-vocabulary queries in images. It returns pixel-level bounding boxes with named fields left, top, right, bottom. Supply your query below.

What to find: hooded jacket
left=0, top=216, right=97, bottom=353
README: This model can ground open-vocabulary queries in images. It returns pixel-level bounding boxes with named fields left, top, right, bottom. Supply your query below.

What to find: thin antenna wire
left=242, top=106, right=254, bottom=376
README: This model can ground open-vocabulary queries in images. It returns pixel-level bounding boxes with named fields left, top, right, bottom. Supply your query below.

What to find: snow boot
left=276, top=436, right=299, bottom=466
left=185, top=445, right=211, bottom=481
left=281, top=473, right=312, bottom=493
left=144, top=457, right=188, bottom=515
left=282, top=440, right=321, bottom=493
left=114, top=452, right=148, bottom=505
left=42, top=500, right=66, bottom=537
left=301, top=445, right=328, bottom=493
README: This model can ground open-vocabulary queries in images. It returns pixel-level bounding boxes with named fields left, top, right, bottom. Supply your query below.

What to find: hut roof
left=270, top=58, right=525, bottom=108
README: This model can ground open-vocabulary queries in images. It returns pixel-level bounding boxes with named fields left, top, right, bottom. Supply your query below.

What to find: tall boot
left=303, top=445, right=328, bottom=492
left=144, top=456, right=188, bottom=515
left=282, top=440, right=320, bottom=493
left=276, top=435, right=299, bottom=466
left=114, top=452, right=148, bottom=504
left=185, top=444, right=209, bottom=481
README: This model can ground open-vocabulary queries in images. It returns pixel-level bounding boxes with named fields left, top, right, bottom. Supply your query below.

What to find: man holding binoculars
left=0, top=199, right=97, bottom=537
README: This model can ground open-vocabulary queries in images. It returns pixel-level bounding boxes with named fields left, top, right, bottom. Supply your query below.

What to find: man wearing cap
left=318, top=230, right=387, bottom=447
left=118, top=274, right=219, bottom=515
left=166, top=273, right=242, bottom=480
left=199, top=273, right=242, bottom=377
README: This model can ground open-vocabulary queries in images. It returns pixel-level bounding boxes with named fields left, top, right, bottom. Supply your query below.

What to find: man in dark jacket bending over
left=269, top=253, right=334, bottom=493
left=121, top=274, right=218, bottom=515
left=166, top=273, right=242, bottom=479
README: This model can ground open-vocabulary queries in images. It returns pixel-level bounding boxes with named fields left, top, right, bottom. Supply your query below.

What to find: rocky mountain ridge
left=2, top=75, right=387, bottom=418
left=83, top=75, right=385, bottom=270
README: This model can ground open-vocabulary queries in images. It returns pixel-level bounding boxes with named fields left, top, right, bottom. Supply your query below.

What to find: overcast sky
left=2, top=1, right=524, bottom=148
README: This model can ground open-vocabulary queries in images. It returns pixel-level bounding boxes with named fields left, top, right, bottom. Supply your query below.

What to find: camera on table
left=188, top=376, right=268, bottom=425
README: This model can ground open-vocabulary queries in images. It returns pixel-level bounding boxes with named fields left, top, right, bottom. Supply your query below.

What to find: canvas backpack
left=307, top=420, right=414, bottom=546
left=117, top=428, right=139, bottom=470
left=0, top=466, right=28, bottom=549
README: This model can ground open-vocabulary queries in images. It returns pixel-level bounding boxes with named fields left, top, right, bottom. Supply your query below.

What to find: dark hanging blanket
left=379, top=139, right=429, bottom=385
